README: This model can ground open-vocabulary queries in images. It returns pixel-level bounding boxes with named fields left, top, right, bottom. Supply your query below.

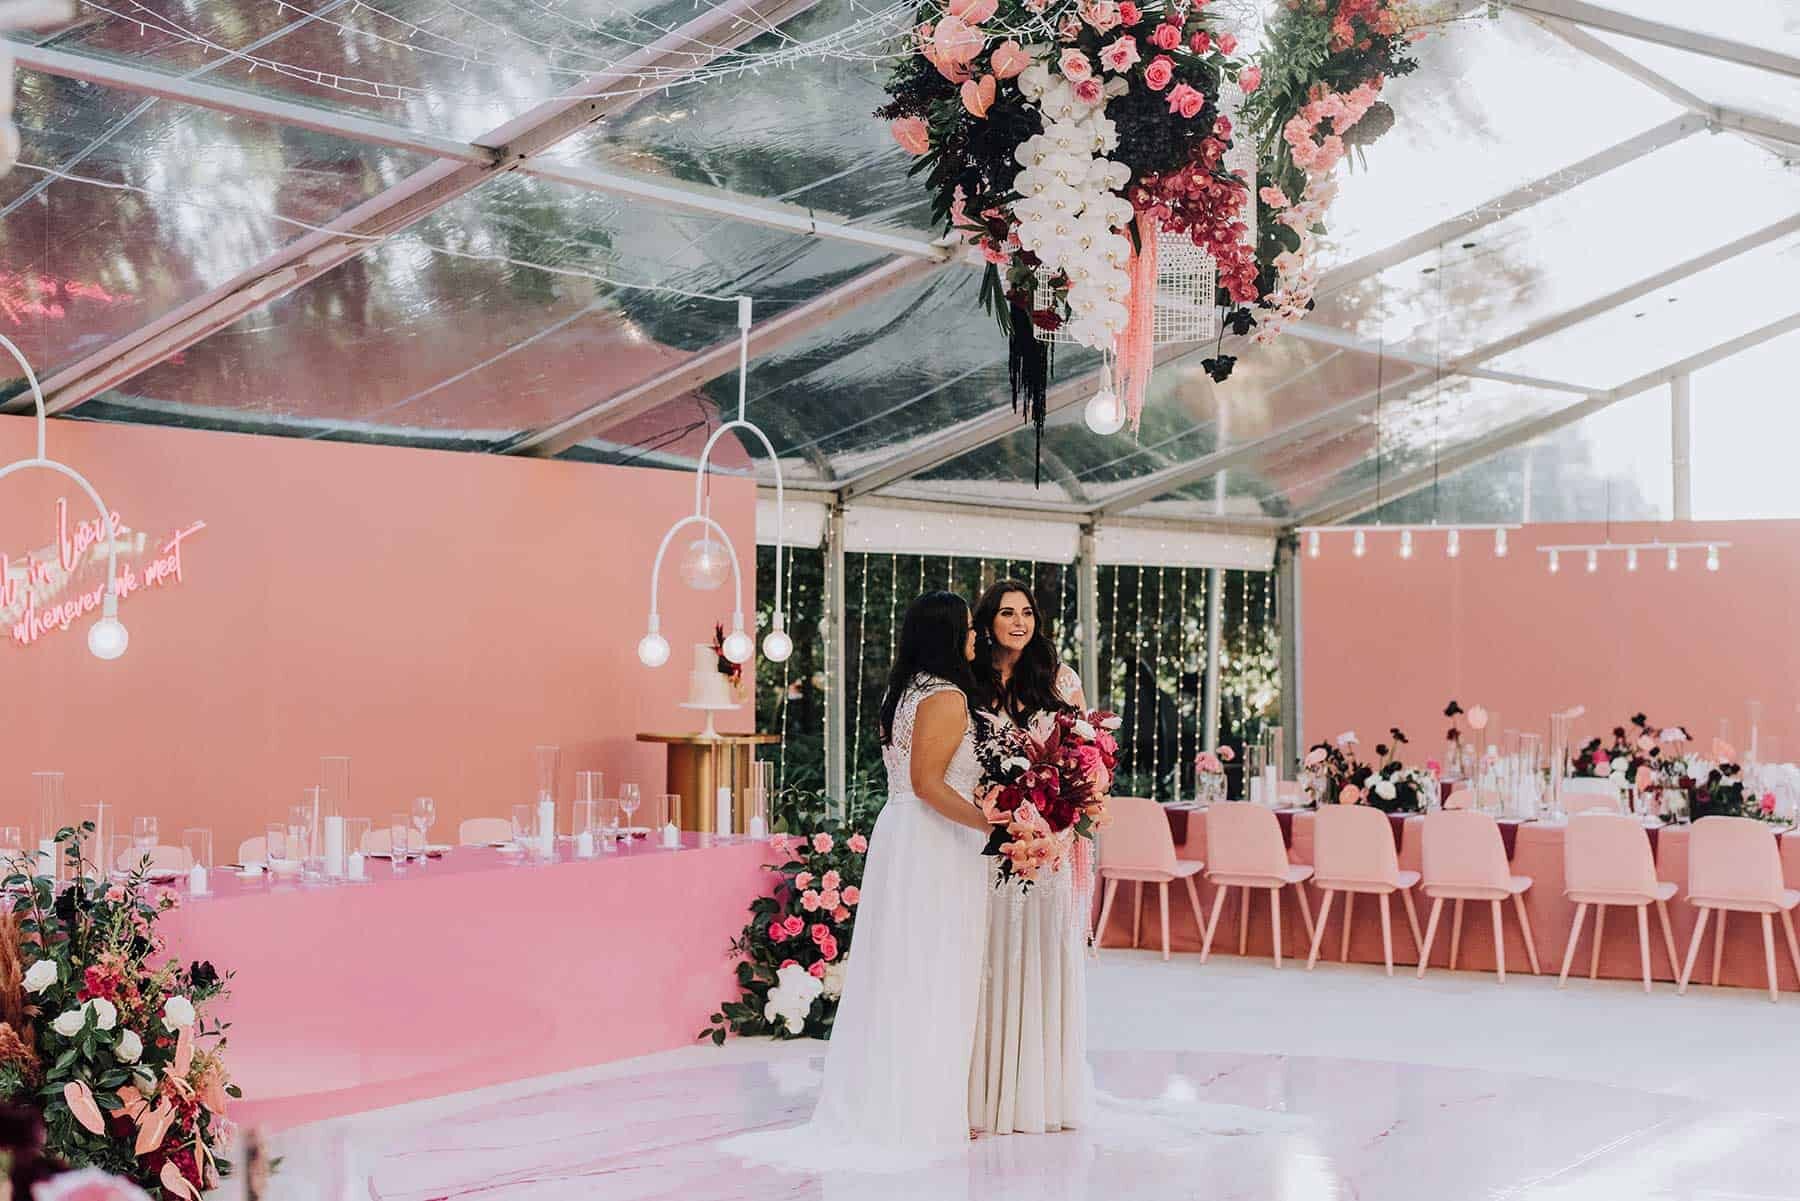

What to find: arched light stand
left=641, top=295, right=793, bottom=668
left=0, top=333, right=127, bottom=659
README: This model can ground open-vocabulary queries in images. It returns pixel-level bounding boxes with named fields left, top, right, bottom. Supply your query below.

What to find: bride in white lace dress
left=968, top=579, right=1091, bottom=1135
left=723, top=590, right=994, bottom=1172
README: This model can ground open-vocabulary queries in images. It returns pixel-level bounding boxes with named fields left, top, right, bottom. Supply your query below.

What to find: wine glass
left=412, top=797, right=436, bottom=855
left=619, top=784, right=641, bottom=835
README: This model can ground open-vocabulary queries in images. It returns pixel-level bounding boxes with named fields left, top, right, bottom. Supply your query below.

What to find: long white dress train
left=722, top=674, right=990, bottom=1173
left=969, top=664, right=1091, bottom=1135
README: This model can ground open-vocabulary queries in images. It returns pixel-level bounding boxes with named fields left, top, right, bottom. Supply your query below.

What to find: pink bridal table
left=159, top=836, right=771, bottom=1130
left=1100, top=808, right=1800, bottom=994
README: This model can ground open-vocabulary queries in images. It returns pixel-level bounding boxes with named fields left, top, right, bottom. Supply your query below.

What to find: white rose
left=88, top=997, right=118, bottom=1031
left=115, top=1028, right=143, bottom=1064
left=162, top=994, right=197, bottom=1031
left=822, top=959, right=849, bottom=1000
left=22, top=959, right=57, bottom=995
left=1374, top=778, right=1398, bottom=801
left=1072, top=719, right=1097, bottom=740
left=762, top=963, right=823, bottom=1036
left=1100, top=716, right=1122, bottom=731
left=52, top=1009, right=85, bottom=1038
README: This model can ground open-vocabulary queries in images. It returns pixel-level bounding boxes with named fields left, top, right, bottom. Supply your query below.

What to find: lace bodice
left=883, top=674, right=982, bottom=807
left=988, top=663, right=1084, bottom=740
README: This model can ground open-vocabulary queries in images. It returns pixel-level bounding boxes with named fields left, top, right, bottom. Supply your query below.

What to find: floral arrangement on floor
left=1303, top=728, right=1430, bottom=813
left=972, top=708, right=1118, bottom=886
left=2, top=829, right=236, bottom=1200
left=1193, top=743, right=1233, bottom=803
left=702, top=812, right=868, bottom=1044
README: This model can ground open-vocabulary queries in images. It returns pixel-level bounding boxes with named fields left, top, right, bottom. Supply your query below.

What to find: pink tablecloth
left=1100, top=810, right=1800, bottom=993
left=161, top=836, right=772, bottom=1130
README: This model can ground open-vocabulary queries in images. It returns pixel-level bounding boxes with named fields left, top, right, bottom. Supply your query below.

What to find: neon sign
left=2, top=499, right=205, bottom=648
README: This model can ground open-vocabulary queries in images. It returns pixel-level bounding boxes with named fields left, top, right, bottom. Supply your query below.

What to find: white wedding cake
left=686, top=644, right=736, bottom=708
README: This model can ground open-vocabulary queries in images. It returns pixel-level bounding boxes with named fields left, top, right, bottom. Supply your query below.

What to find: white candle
left=716, top=787, right=733, bottom=836
left=537, top=800, right=556, bottom=857
left=577, top=830, right=596, bottom=858
left=323, top=815, right=346, bottom=878
left=37, top=838, right=55, bottom=876
left=1264, top=765, right=1279, bottom=807
left=747, top=813, right=768, bottom=838
left=187, top=863, right=208, bottom=896
left=347, top=851, right=366, bottom=881
left=661, top=822, right=681, bottom=849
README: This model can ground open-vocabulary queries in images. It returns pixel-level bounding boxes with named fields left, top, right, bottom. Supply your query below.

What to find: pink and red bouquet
left=974, top=709, right=1119, bottom=885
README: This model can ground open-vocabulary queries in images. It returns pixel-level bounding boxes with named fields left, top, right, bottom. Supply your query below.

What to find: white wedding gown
left=722, top=674, right=991, bottom=1172
left=970, top=664, right=1091, bottom=1135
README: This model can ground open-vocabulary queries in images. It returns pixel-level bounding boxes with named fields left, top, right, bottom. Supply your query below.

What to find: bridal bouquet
left=2, top=827, right=236, bottom=1199
left=974, top=708, right=1119, bottom=886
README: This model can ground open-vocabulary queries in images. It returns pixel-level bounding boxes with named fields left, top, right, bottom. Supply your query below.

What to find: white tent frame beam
left=6, top=0, right=826, bottom=418
left=1503, top=1, right=1800, bottom=83
left=1295, top=310, right=1800, bottom=527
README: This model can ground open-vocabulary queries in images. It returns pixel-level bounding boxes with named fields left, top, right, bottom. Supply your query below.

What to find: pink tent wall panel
left=0, top=416, right=756, bottom=851
left=1300, top=519, right=1800, bottom=757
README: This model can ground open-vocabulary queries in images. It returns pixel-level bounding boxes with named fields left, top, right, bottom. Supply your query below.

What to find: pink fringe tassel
left=1114, top=215, right=1158, bottom=432
left=1072, top=833, right=1096, bottom=946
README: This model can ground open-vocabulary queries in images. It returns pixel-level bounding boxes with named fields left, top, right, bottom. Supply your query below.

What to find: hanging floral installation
left=878, top=0, right=1447, bottom=445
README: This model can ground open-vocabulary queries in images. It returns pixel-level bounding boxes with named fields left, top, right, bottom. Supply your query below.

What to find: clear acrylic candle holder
left=534, top=745, right=561, bottom=806
left=345, top=817, right=371, bottom=858
left=109, top=834, right=136, bottom=879
left=33, top=771, right=65, bottom=880
left=320, top=756, right=350, bottom=820
left=599, top=796, right=621, bottom=849
left=183, top=828, right=213, bottom=872
left=511, top=804, right=534, bottom=857
left=80, top=803, right=112, bottom=881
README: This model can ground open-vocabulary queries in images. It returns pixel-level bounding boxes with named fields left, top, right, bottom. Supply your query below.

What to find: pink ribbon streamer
left=1114, top=215, right=1158, bottom=432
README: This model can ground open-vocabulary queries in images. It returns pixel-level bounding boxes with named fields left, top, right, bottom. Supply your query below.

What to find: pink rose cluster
left=1283, top=79, right=1384, bottom=174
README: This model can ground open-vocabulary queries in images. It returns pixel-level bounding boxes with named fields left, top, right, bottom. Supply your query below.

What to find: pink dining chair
left=1678, top=816, right=1800, bottom=1003
left=1200, top=803, right=1315, bottom=968
left=235, top=836, right=267, bottom=865
left=1307, top=804, right=1423, bottom=976
left=1443, top=789, right=1473, bottom=811
left=113, top=844, right=191, bottom=875
left=1558, top=813, right=1680, bottom=993
left=1560, top=780, right=1622, bottom=815
left=1093, top=796, right=1205, bottom=961
left=458, top=817, right=515, bottom=846
left=1416, top=810, right=1541, bottom=982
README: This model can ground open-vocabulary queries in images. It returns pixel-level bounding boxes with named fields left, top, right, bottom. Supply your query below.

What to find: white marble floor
left=264, top=955, right=1800, bottom=1201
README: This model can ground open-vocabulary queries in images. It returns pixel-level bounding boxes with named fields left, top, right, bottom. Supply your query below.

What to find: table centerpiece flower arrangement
left=1304, top=728, right=1429, bottom=814
left=1193, top=743, right=1232, bottom=804
left=2, top=828, right=236, bottom=1200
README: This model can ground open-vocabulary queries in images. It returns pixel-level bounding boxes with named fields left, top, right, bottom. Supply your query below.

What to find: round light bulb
left=721, top=629, right=753, bottom=664
left=1706, top=545, right=1720, bottom=572
left=637, top=631, right=671, bottom=668
left=1352, top=529, right=1366, bottom=558
left=87, top=616, right=128, bottom=660
left=1307, top=530, right=1320, bottom=559
left=1667, top=546, right=1679, bottom=572
left=762, top=628, right=794, bottom=663
left=1495, top=528, right=1509, bottom=558
left=1399, top=530, right=1413, bottom=560
left=1084, top=387, right=1126, bottom=436
left=1446, top=529, right=1460, bottom=559
left=1626, top=547, right=1638, bottom=572
left=678, top=536, right=731, bottom=592
left=1586, top=549, right=1598, bottom=574
left=1548, top=549, right=1560, bottom=574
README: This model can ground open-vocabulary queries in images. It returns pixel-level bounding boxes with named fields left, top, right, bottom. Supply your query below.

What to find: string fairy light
left=849, top=551, right=870, bottom=792
left=1150, top=565, right=1165, bottom=801
left=1175, top=565, right=1190, bottom=799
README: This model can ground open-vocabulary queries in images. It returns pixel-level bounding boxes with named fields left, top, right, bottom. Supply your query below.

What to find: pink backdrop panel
left=1299, top=520, right=1800, bottom=756
left=0, top=416, right=756, bottom=852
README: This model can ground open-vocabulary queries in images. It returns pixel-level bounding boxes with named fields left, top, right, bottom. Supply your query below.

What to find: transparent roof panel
left=1311, top=12, right=1683, bottom=270
left=28, top=0, right=704, bottom=141
left=1584, top=2, right=1800, bottom=60
left=1592, top=30, right=1800, bottom=129
left=90, top=171, right=879, bottom=444
left=1691, top=328, right=1800, bottom=519
left=1487, top=230, right=1800, bottom=390
left=1308, top=134, right=1800, bottom=355
left=1, top=69, right=428, bottom=386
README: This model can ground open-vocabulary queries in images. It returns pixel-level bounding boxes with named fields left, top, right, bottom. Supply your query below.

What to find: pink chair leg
left=1635, top=905, right=1652, bottom=994
left=1295, top=883, right=1315, bottom=943
left=1678, top=907, right=1711, bottom=993
left=1713, top=910, right=1728, bottom=988
left=1132, top=881, right=1144, bottom=949
left=1417, top=897, right=1444, bottom=979
left=1450, top=899, right=1465, bottom=971
left=1308, top=890, right=1335, bottom=971
left=1238, top=886, right=1251, bottom=956
left=1656, top=900, right=1680, bottom=977
left=1340, top=892, right=1355, bottom=963
left=1183, top=876, right=1206, bottom=944
left=1200, top=884, right=1228, bottom=963
left=1783, top=911, right=1800, bottom=986
left=1491, top=899, right=1507, bottom=983
left=1379, top=893, right=1395, bottom=976
left=1270, top=887, right=1284, bottom=968
left=1590, top=904, right=1605, bottom=981
left=1094, top=879, right=1119, bottom=947
left=1515, top=892, right=1541, bottom=975
left=1762, top=913, right=1779, bottom=1003
left=1558, top=902, right=1588, bottom=988
left=1159, top=882, right=1171, bottom=963
left=1401, top=888, right=1423, bottom=959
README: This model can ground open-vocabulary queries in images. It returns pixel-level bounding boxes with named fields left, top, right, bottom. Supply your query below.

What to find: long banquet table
left=159, top=835, right=772, bottom=1130
left=1097, top=808, right=1800, bottom=993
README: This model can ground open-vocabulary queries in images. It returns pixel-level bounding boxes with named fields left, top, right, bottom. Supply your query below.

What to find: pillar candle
left=715, top=787, right=733, bottom=836
left=537, top=800, right=556, bottom=858
left=347, top=851, right=366, bottom=881
left=577, top=830, right=596, bottom=858
left=323, top=815, right=346, bottom=878
left=661, top=822, right=681, bottom=849
left=187, top=863, right=208, bottom=896
left=747, top=813, right=768, bottom=839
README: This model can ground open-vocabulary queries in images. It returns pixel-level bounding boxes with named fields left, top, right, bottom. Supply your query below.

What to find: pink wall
left=1301, top=520, right=1800, bottom=762
left=0, top=416, right=756, bottom=854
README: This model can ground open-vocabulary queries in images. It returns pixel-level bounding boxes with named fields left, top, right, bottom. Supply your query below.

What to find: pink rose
left=1188, top=30, right=1211, bottom=53
left=1080, top=0, right=1121, bottom=33
left=1305, top=747, right=1328, bottom=768
left=1594, top=751, right=1611, bottom=767
left=808, top=961, right=826, bottom=979
left=794, top=871, right=813, bottom=889
left=1338, top=785, right=1364, bottom=805
left=780, top=958, right=798, bottom=970
left=811, top=832, right=834, bottom=853
left=104, top=885, right=127, bottom=903
left=1425, top=760, right=1441, bottom=774
left=842, top=885, right=861, bottom=905
left=1100, top=35, right=1140, bottom=73
left=783, top=915, right=805, bottom=936
left=990, top=39, right=1031, bottom=79
left=1240, top=64, right=1262, bottom=92
left=1059, top=49, right=1094, bottom=82
left=889, top=117, right=929, bottom=156
left=819, top=935, right=840, bottom=961
left=847, top=833, right=868, bottom=853
left=947, top=0, right=997, bottom=22
left=1149, top=22, right=1181, bottom=50
left=1218, top=745, right=1236, bottom=762
left=960, top=73, right=996, bottom=118
left=811, top=922, right=830, bottom=942
left=1059, top=14, right=1082, bottom=40
left=1142, top=54, right=1175, bottom=91
left=1762, top=792, right=1778, bottom=814
left=1118, top=1, right=1140, bottom=23
left=822, top=869, right=841, bottom=891
left=1167, top=82, right=1205, bottom=119
left=769, top=921, right=789, bottom=941
left=1074, top=77, right=1103, bottom=104
left=801, top=889, right=822, bottom=912
left=1218, top=32, right=1238, bottom=54
left=832, top=904, right=852, bottom=922
left=1195, top=752, right=1221, bottom=774
left=819, top=888, right=842, bottom=909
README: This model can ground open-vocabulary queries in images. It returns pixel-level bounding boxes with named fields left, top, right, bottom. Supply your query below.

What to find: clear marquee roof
left=4, top=0, right=1799, bottom=536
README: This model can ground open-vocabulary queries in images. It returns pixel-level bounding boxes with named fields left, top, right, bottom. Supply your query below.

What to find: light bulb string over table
left=0, top=332, right=128, bottom=659
left=640, top=295, right=791, bottom=668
